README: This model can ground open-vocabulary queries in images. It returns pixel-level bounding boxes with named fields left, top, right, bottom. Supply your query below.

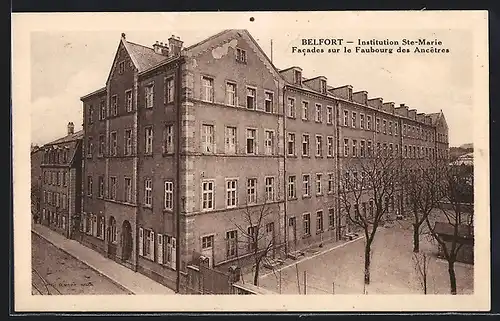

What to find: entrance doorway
left=122, top=220, right=133, bottom=261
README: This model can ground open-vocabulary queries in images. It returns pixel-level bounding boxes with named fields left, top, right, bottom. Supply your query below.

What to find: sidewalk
left=32, top=224, right=175, bottom=295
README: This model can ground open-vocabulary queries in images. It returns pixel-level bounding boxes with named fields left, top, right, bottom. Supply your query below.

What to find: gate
left=199, top=264, right=233, bottom=294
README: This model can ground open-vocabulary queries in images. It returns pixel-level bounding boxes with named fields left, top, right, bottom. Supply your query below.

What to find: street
left=31, top=232, right=130, bottom=295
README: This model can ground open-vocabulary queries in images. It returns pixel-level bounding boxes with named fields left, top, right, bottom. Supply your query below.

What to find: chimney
left=67, top=122, right=74, bottom=135
left=153, top=41, right=170, bottom=56
left=168, top=35, right=184, bottom=57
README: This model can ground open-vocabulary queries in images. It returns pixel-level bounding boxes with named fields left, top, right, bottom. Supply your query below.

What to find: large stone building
left=39, top=122, right=83, bottom=239
left=79, top=29, right=449, bottom=289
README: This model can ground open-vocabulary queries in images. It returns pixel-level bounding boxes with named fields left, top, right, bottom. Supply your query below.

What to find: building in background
left=39, top=122, right=83, bottom=239
left=79, top=29, right=449, bottom=290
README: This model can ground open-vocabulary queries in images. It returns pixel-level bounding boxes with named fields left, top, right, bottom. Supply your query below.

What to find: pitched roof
left=123, top=41, right=168, bottom=72
left=45, top=130, right=84, bottom=145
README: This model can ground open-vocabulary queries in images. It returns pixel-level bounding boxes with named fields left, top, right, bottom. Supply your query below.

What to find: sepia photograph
left=12, top=11, right=489, bottom=311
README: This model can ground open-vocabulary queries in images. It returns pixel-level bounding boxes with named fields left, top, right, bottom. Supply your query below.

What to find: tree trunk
left=364, top=244, right=371, bottom=285
left=413, top=223, right=420, bottom=253
left=253, top=260, right=260, bottom=286
left=448, top=260, right=457, bottom=295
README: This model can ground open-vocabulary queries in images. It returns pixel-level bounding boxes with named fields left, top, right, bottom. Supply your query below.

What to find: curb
left=32, top=229, right=135, bottom=295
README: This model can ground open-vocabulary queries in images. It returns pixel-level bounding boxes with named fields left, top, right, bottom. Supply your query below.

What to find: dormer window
left=118, top=61, right=125, bottom=75
left=348, top=88, right=353, bottom=101
left=294, top=70, right=302, bottom=85
left=320, top=79, right=327, bottom=94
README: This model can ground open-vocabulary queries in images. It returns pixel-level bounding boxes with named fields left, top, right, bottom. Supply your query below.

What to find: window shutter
left=150, top=230, right=155, bottom=261
left=157, top=233, right=163, bottom=264
left=163, top=77, right=167, bottom=105
left=138, top=227, right=143, bottom=256
left=171, top=237, right=177, bottom=270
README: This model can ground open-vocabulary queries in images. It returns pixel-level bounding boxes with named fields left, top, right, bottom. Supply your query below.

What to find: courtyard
left=249, top=217, right=474, bottom=295
left=31, top=232, right=131, bottom=295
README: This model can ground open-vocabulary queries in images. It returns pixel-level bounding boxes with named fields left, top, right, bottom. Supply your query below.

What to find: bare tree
left=338, top=147, right=401, bottom=285
left=226, top=201, right=279, bottom=286
left=425, top=161, right=474, bottom=295
left=402, top=158, right=443, bottom=253
left=412, top=251, right=431, bottom=294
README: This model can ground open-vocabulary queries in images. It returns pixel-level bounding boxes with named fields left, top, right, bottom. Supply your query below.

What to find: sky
left=29, top=12, right=476, bottom=147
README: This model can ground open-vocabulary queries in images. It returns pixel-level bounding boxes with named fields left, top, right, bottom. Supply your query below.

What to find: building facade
left=39, top=122, right=83, bottom=239
left=79, top=29, right=449, bottom=289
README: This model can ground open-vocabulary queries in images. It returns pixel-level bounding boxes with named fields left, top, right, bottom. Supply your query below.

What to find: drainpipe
left=282, top=85, right=288, bottom=256
left=175, top=56, right=185, bottom=293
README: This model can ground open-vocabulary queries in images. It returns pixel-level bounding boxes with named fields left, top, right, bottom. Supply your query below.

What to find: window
left=145, top=83, right=154, bottom=108
left=316, top=173, right=322, bottom=195
left=165, top=77, right=174, bottom=104
left=247, top=226, right=257, bottom=252
left=320, top=79, right=327, bottom=94
left=328, top=173, right=334, bottom=193
left=98, top=216, right=105, bottom=239
left=265, top=177, right=275, bottom=201
left=326, top=106, right=333, bottom=124
left=303, top=213, right=311, bottom=236
left=264, top=130, right=274, bottom=155
left=226, top=82, right=237, bottom=106
left=144, top=179, right=152, bottom=206
left=316, top=211, right=324, bottom=233
left=162, top=235, right=176, bottom=268
left=403, top=124, right=407, bottom=136
left=376, top=118, right=380, bottom=132
left=118, top=61, right=125, bottom=74
left=288, top=175, right=296, bottom=199
left=294, top=70, right=302, bottom=85
left=367, top=115, right=372, bottom=130
left=327, top=136, right=334, bottom=157
left=247, top=178, right=257, bottom=204
left=122, top=177, right=131, bottom=203
left=404, top=145, right=408, bottom=158
left=236, top=48, right=247, bottom=63
left=99, top=101, right=106, bottom=120
left=287, top=133, right=296, bottom=156
left=301, top=101, right=309, bottom=120
left=315, top=135, right=323, bottom=157
left=343, top=138, right=349, bottom=157
left=226, top=179, right=237, bottom=208
left=388, top=121, right=393, bottom=135
left=57, top=172, right=60, bottom=185
left=287, top=98, right=296, bottom=118
left=111, top=95, right=118, bottom=116
left=246, top=87, right=256, bottom=110
left=202, top=180, right=215, bottom=210
left=144, top=229, right=155, bottom=260
left=202, top=76, right=214, bottom=102
left=110, top=131, right=117, bottom=156
left=63, top=172, right=67, bottom=186
left=246, top=129, right=257, bottom=154
left=389, top=143, right=393, bottom=157
left=383, top=119, right=387, bottom=134
left=351, top=112, right=357, bottom=128
left=109, top=176, right=116, bottom=200
left=98, top=135, right=105, bottom=156
left=302, top=174, right=311, bottom=197
left=88, top=105, right=94, bottom=125
left=202, top=124, right=215, bottom=153
left=145, top=127, right=153, bottom=154
left=394, top=123, right=398, bottom=136
left=265, top=92, right=274, bottom=113
left=164, top=181, right=173, bottom=210
left=328, top=208, right=335, bottom=229
left=360, top=140, right=365, bottom=157
left=86, top=137, right=93, bottom=157
left=125, top=90, right=133, bottom=112
left=343, top=110, right=349, bottom=126
left=352, top=139, right=357, bottom=157
left=87, top=176, right=93, bottom=196
left=124, top=129, right=132, bottom=155
left=98, top=176, right=104, bottom=198
left=315, top=104, right=322, bottom=122
left=360, top=114, right=365, bottom=129
left=226, top=230, right=238, bottom=259
left=225, top=126, right=237, bottom=154
left=302, top=134, right=310, bottom=157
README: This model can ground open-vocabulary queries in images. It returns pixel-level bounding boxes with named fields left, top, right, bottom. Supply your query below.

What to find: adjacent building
left=39, top=122, right=83, bottom=239
left=79, top=29, right=449, bottom=289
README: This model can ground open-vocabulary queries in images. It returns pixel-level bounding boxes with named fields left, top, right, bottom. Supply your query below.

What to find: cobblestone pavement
left=31, top=232, right=131, bottom=295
